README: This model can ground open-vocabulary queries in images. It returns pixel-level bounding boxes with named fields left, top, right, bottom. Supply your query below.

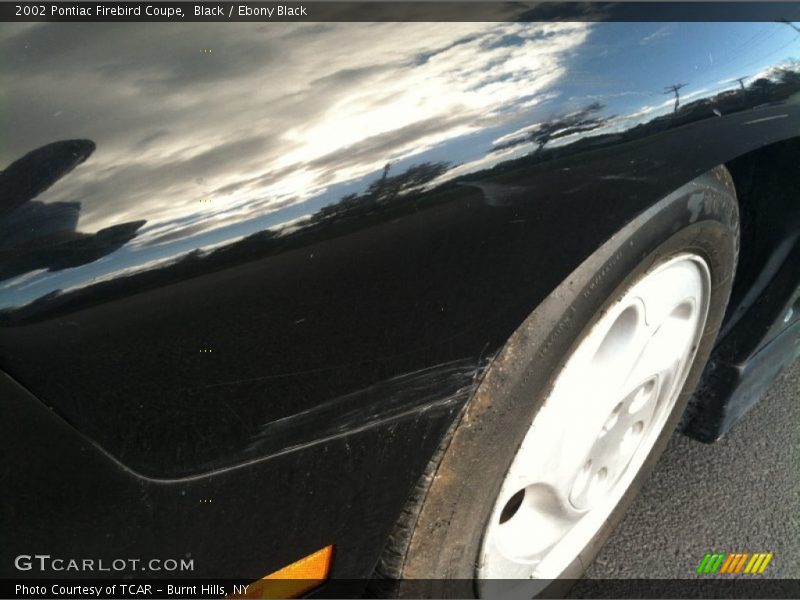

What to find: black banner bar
left=4, top=579, right=800, bottom=599
left=3, top=2, right=800, bottom=23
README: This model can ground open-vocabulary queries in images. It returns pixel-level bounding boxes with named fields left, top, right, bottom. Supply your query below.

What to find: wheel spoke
left=587, top=300, right=651, bottom=398
left=634, top=260, right=705, bottom=327
left=621, top=308, right=698, bottom=401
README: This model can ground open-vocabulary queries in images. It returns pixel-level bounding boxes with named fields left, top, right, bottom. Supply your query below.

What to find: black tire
left=373, top=166, right=739, bottom=598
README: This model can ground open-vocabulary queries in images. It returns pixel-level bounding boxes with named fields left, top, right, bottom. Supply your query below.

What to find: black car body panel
left=2, top=14, right=799, bottom=584
left=681, top=141, right=800, bottom=440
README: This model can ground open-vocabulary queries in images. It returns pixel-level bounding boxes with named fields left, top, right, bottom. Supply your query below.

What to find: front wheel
left=375, top=166, right=739, bottom=598
left=478, top=252, right=710, bottom=586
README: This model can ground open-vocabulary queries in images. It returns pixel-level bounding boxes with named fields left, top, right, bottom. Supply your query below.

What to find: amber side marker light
left=228, top=545, right=334, bottom=599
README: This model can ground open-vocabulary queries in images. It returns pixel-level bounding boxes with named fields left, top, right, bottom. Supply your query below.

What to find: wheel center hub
left=569, top=377, right=659, bottom=510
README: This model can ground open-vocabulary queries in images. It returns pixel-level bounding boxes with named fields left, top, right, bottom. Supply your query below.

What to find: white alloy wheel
left=478, top=253, right=711, bottom=584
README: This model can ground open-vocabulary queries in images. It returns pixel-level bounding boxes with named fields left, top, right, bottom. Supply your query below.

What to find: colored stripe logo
left=696, top=552, right=773, bottom=575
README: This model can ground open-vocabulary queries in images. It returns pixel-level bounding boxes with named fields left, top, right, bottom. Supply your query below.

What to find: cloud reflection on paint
left=1, top=20, right=799, bottom=311
left=2, top=22, right=591, bottom=241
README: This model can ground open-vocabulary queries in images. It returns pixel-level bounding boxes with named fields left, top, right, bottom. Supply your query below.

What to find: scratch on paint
left=744, top=114, right=788, bottom=125
left=243, top=358, right=492, bottom=458
left=71, top=357, right=493, bottom=483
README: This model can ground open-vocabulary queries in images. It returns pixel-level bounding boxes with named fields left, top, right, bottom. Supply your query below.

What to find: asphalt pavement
left=583, top=359, right=800, bottom=580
